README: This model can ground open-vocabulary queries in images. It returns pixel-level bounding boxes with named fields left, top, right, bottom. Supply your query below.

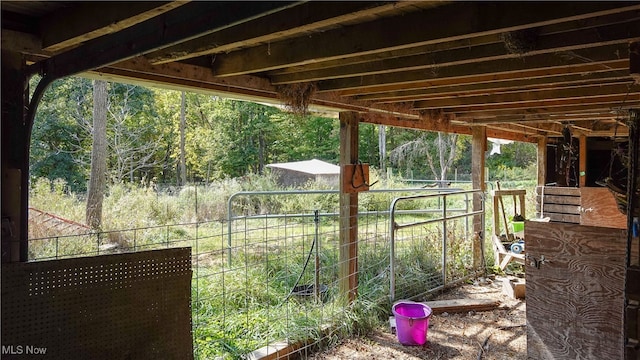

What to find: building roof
left=266, top=159, right=340, bottom=176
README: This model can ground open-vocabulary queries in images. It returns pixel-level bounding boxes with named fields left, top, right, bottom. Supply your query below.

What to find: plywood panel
left=1, top=248, right=193, bottom=360
left=580, top=187, right=627, bottom=229
left=526, top=221, right=626, bottom=360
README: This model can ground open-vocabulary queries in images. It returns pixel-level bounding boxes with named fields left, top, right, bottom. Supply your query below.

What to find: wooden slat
left=491, top=189, right=526, bottom=197
left=526, top=222, right=626, bottom=360
left=536, top=186, right=581, bottom=196
left=540, top=212, right=581, bottom=223
left=535, top=203, right=580, bottom=214
left=536, top=195, right=581, bottom=205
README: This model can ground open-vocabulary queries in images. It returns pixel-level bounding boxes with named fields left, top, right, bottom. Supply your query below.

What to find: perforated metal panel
left=2, top=248, right=193, bottom=359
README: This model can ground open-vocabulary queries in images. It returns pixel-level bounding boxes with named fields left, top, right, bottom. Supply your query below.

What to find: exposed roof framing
left=3, top=1, right=640, bottom=141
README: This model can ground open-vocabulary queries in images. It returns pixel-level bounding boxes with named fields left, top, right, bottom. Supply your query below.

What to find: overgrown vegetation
left=29, top=175, right=490, bottom=359
left=28, top=74, right=538, bottom=359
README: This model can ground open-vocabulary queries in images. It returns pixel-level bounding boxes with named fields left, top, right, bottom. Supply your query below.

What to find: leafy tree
left=389, top=130, right=466, bottom=180
left=30, top=76, right=93, bottom=192
left=486, top=141, right=536, bottom=172
left=106, top=82, right=163, bottom=183
left=358, top=123, right=380, bottom=168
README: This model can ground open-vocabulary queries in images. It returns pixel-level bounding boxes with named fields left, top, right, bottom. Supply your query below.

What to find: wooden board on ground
left=389, top=298, right=501, bottom=330
left=426, top=298, right=501, bottom=314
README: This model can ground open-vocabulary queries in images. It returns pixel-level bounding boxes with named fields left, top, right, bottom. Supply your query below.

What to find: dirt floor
left=309, top=275, right=526, bottom=360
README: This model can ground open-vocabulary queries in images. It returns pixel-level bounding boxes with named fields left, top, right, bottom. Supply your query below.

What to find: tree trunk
left=179, top=91, right=187, bottom=186
left=86, top=80, right=108, bottom=229
left=378, top=125, right=386, bottom=179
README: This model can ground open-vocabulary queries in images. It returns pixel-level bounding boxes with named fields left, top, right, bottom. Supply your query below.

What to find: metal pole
left=227, top=194, right=234, bottom=266
left=442, top=194, right=448, bottom=287
left=465, top=193, right=470, bottom=243
left=389, top=197, right=399, bottom=302
left=314, top=210, right=320, bottom=302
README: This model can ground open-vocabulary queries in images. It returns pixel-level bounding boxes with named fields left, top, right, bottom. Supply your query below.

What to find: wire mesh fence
left=27, top=186, right=484, bottom=359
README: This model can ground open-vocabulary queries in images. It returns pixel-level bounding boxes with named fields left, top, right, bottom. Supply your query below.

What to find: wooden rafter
left=207, top=2, right=640, bottom=77
left=146, top=1, right=425, bottom=65
left=40, top=2, right=187, bottom=52
left=268, top=20, right=640, bottom=85
left=34, top=2, right=300, bottom=79
left=317, top=44, right=630, bottom=91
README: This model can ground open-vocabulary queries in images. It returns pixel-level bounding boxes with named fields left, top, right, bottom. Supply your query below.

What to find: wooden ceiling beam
left=358, top=73, right=631, bottom=103
left=34, top=2, right=299, bottom=80
left=412, top=82, right=637, bottom=109
left=484, top=127, right=542, bottom=142
left=269, top=9, right=640, bottom=77
left=317, top=43, right=630, bottom=91
left=469, top=114, right=618, bottom=125
left=334, top=61, right=629, bottom=96
left=40, top=2, right=186, bottom=52
left=487, top=122, right=564, bottom=137
left=208, top=2, right=640, bottom=77
left=269, top=19, right=640, bottom=85
left=97, top=57, right=420, bottom=119
left=146, top=2, right=422, bottom=65
left=360, top=114, right=472, bottom=135
left=1, top=28, right=47, bottom=55
left=449, top=96, right=640, bottom=115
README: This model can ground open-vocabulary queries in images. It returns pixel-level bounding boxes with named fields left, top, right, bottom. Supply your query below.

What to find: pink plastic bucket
left=392, top=301, right=432, bottom=346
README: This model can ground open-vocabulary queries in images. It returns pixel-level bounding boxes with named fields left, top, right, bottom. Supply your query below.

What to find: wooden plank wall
left=526, top=221, right=626, bottom=359
left=536, top=186, right=581, bottom=223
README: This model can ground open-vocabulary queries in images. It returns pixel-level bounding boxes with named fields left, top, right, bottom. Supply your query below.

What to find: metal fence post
left=442, top=194, right=448, bottom=288
left=314, top=210, right=320, bottom=301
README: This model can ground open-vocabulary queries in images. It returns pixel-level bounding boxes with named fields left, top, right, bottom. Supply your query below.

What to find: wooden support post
left=339, top=111, right=359, bottom=303
left=579, top=135, right=587, bottom=188
left=537, top=136, right=547, bottom=186
left=471, top=126, right=486, bottom=269
left=625, top=109, right=640, bottom=360
left=631, top=41, right=640, bottom=84
left=1, top=51, right=29, bottom=263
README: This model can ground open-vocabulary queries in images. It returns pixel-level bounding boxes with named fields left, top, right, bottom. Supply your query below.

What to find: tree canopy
left=30, top=76, right=536, bottom=192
